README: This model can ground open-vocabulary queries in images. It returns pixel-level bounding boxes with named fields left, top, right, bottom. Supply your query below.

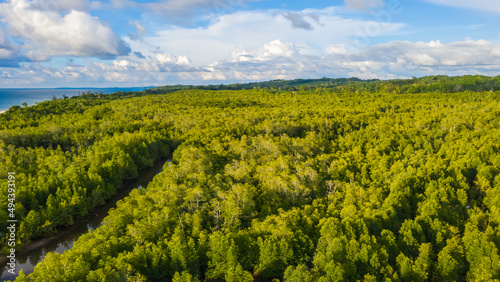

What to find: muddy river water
left=1, top=159, right=168, bottom=281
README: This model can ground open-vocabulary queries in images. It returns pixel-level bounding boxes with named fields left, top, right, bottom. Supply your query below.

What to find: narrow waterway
left=0, top=159, right=169, bottom=281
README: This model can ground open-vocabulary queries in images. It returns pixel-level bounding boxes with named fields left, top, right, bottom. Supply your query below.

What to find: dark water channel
left=1, top=159, right=168, bottom=281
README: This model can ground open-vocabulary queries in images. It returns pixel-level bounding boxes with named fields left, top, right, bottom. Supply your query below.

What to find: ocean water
left=0, top=87, right=153, bottom=111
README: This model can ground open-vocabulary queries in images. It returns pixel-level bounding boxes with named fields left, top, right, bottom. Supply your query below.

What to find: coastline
left=0, top=87, right=151, bottom=116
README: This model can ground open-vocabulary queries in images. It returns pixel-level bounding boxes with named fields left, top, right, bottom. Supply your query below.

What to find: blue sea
left=0, top=87, right=153, bottom=112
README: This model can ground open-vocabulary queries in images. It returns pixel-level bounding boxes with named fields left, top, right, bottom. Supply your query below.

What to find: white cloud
left=126, top=7, right=404, bottom=65
left=1, top=3, right=498, bottom=87
left=259, top=40, right=296, bottom=59
left=77, top=53, right=199, bottom=82
left=326, top=44, right=348, bottom=54
left=344, top=0, right=385, bottom=11
left=0, top=0, right=129, bottom=61
left=183, top=38, right=500, bottom=82
left=2, top=38, right=500, bottom=87
left=422, top=0, right=500, bottom=13
left=357, top=39, right=500, bottom=67
left=0, top=51, right=201, bottom=87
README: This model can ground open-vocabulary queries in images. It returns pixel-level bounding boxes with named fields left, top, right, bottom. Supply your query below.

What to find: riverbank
left=0, top=158, right=169, bottom=281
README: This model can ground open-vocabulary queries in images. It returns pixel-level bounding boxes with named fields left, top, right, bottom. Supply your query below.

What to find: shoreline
left=0, top=110, right=5, bottom=114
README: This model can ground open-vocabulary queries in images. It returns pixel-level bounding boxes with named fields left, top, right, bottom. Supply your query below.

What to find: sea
left=0, top=87, right=154, bottom=112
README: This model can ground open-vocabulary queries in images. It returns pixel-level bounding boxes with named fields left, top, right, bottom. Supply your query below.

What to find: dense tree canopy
left=0, top=94, right=173, bottom=250
left=1, top=77, right=500, bottom=281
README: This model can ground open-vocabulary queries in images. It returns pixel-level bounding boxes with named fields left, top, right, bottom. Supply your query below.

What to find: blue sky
left=0, top=0, right=499, bottom=87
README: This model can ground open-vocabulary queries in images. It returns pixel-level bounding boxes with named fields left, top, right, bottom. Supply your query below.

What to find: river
left=0, top=159, right=169, bottom=281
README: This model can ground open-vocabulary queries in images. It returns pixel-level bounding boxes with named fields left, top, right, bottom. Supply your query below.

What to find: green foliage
left=284, top=264, right=314, bottom=281
left=4, top=76, right=500, bottom=281
left=0, top=94, right=171, bottom=251
left=144, top=74, right=500, bottom=94
left=172, top=271, right=199, bottom=282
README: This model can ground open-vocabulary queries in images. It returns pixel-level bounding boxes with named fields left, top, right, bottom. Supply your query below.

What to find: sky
left=0, top=0, right=499, bottom=87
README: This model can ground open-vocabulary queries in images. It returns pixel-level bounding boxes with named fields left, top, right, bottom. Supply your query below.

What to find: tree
left=257, top=235, right=293, bottom=278
left=436, top=237, right=467, bottom=281
left=284, top=264, right=314, bottom=281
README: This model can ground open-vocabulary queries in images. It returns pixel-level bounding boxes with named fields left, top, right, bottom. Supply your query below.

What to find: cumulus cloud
left=2, top=3, right=497, bottom=87
left=354, top=40, right=500, bottom=67
left=76, top=52, right=199, bottom=82
left=422, top=0, right=500, bottom=13
left=189, top=39, right=500, bottom=82
left=0, top=0, right=130, bottom=62
left=0, top=51, right=202, bottom=87
left=232, top=40, right=296, bottom=62
left=344, top=0, right=385, bottom=11
left=127, top=7, right=404, bottom=65
left=2, top=38, right=500, bottom=87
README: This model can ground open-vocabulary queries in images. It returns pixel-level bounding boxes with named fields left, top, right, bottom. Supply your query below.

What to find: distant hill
left=144, top=75, right=500, bottom=94
left=52, top=75, right=500, bottom=105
